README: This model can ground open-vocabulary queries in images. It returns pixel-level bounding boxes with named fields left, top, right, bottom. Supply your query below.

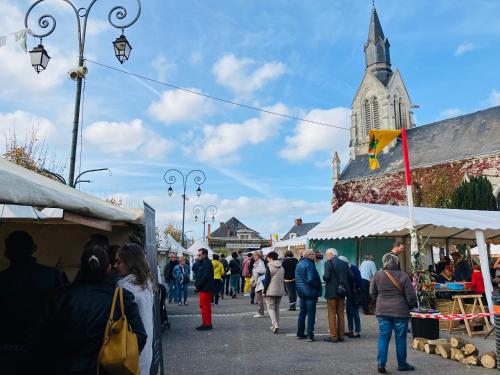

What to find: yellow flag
left=368, top=130, right=401, bottom=170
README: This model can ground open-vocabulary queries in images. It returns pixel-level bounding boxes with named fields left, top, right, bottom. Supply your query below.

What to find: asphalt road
left=162, top=288, right=497, bottom=375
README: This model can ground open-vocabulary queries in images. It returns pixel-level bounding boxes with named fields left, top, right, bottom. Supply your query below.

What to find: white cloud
left=148, top=88, right=213, bottom=125
left=142, top=191, right=331, bottom=241
left=85, top=19, right=110, bottom=36
left=83, top=119, right=172, bottom=159
left=212, top=54, right=286, bottom=95
left=484, top=89, right=500, bottom=107
left=0, top=110, right=57, bottom=143
left=439, top=108, right=465, bottom=119
left=189, top=103, right=288, bottom=164
left=454, top=42, right=476, bottom=56
left=151, top=54, right=176, bottom=82
left=280, top=107, right=351, bottom=162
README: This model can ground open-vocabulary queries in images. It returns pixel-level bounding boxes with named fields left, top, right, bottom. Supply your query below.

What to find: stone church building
left=332, top=5, right=500, bottom=211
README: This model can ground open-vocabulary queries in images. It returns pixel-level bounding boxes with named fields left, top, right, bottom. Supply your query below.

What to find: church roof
left=210, top=217, right=262, bottom=238
left=340, top=105, right=500, bottom=181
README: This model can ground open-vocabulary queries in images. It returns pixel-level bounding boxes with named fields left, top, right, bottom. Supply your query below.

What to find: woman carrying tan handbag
left=50, top=245, right=147, bottom=375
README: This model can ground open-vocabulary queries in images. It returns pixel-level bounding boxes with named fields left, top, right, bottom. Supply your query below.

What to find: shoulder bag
left=383, top=270, right=414, bottom=309
left=98, top=287, right=139, bottom=375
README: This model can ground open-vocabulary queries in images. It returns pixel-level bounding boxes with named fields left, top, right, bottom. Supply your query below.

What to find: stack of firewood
left=412, top=337, right=497, bottom=369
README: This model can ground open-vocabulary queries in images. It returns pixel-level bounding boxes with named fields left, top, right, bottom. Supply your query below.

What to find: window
left=393, top=97, right=400, bottom=129
left=289, top=233, right=297, bottom=239
left=364, top=99, right=372, bottom=136
left=399, top=98, right=405, bottom=129
left=372, top=97, right=380, bottom=129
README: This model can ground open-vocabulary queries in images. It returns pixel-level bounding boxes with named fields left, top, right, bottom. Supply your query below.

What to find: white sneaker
left=244, top=293, right=250, bottom=297
left=253, top=314, right=264, bottom=318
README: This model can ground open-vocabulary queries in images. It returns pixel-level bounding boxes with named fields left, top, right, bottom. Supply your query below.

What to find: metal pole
left=181, top=192, right=186, bottom=248
left=68, top=56, right=84, bottom=187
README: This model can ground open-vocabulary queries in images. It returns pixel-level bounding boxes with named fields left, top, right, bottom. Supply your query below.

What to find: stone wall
left=332, top=154, right=500, bottom=211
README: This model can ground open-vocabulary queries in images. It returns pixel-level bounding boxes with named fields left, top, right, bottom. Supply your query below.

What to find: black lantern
left=113, top=34, right=132, bottom=64
left=194, top=215, right=198, bottom=222
left=29, top=44, right=50, bottom=73
left=196, top=186, right=202, bottom=197
left=211, top=215, right=215, bottom=221
left=167, top=186, right=173, bottom=197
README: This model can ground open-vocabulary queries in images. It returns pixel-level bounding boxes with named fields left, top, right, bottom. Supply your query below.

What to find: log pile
left=411, top=337, right=497, bottom=369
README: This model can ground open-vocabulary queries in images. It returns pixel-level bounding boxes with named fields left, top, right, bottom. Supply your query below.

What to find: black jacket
left=0, top=257, right=63, bottom=374
left=48, top=277, right=147, bottom=374
left=164, top=260, right=179, bottom=281
left=282, top=256, right=298, bottom=281
left=229, top=258, right=241, bottom=275
left=220, top=258, right=229, bottom=276
left=323, top=257, right=353, bottom=299
left=195, top=257, right=214, bottom=292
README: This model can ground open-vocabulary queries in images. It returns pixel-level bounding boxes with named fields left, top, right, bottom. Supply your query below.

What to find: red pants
left=199, top=291, right=212, bottom=326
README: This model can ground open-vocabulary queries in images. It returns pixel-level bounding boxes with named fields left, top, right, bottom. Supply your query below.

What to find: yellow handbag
left=98, top=287, right=140, bottom=375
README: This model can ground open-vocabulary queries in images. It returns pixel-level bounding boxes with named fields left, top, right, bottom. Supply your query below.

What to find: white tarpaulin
left=187, top=240, right=214, bottom=257
left=0, top=158, right=142, bottom=223
left=308, top=202, right=500, bottom=317
left=308, top=202, right=500, bottom=241
left=273, top=236, right=308, bottom=249
left=162, top=234, right=186, bottom=255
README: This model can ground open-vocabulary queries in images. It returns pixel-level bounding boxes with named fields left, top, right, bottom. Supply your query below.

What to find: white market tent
left=272, top=236, right=308, bottom=250
left=187, top=239, right=214, bottom=257
left=0, top=158, right=142, bottom=224
left=308, top=202, right=500, bottom=316
left=162, top=234, right=186, bottom=255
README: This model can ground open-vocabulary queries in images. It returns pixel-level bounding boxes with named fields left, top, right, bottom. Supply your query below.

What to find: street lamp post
left=41, top=167, right=110, bottom=188
left=164, top=169, right=206, bottom=248
left=193, top=204, right=217, bottom=242
left=24, top=0, right=142, bottom=187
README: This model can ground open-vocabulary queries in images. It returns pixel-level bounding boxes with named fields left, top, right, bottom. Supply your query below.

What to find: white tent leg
left=475, top=230, right=494, bottom=323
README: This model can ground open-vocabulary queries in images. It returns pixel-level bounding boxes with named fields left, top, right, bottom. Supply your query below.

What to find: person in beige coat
left=263, top=251, right=286, bottom=333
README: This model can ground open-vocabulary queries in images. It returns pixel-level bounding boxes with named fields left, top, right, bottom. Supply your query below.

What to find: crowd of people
left=0, top=230, right=157, bottom=375
left=164, top=241, right=420, bottom=373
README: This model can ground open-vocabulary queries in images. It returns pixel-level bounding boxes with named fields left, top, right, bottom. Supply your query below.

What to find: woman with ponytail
left=52, top=244, right=147, bottom=375
left=116, top=243, right=155, bottom=375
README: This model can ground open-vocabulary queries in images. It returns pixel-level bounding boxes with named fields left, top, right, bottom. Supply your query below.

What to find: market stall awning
left=0, top=158, right=142, bottom=223
left=308, top=202, right=500, bottom=241
left=186, top=240, right=214, bottom=257
left=273, top=236, right=308, bottom=249
left=159, top=234, right=186, bottom=254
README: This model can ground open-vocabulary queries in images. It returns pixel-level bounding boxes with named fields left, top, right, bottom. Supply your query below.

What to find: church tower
left=349, top=4, right=414, bottom=159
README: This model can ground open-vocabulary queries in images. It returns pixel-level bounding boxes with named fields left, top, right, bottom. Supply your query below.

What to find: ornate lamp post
left=164, top=169, right=206, bottom=248
left=193, top=204, right=217, bottom=242
left=24, top=0, right=142, bottom=187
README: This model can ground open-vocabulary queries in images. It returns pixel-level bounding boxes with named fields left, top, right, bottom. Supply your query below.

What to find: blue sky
left=1, top=0, right=499, bottom=241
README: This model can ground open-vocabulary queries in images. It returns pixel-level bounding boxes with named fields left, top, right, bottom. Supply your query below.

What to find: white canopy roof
left=186, top=240, right=214, bottom=257
left=273, top=236, right=308, bottom=249
left=0, top=158, right=142, bottom=223
left=162, top=234, right=186, bottom=254
left=0, top=205, right=64, bottom=220
left=308, top=202, right=500, bottom=242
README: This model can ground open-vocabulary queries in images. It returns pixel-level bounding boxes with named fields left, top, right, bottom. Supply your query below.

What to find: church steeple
left=364, top=4, right=392, bottom=84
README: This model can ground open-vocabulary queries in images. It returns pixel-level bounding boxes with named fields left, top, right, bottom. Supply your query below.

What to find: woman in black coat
left=48, top=244, right=147, bottom=375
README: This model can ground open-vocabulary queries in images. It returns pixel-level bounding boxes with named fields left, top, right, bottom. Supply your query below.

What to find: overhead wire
left=84, top=58, right=350, bottom=131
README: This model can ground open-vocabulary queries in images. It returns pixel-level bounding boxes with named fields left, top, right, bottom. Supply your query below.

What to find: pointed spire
left=364, top=3, right=392, bottom=84
left=368, top=5, right=385, bottom=42
left=332, top=151, right=341, bottom=184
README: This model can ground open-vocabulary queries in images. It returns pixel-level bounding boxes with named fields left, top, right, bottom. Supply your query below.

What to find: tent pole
left=401, top=128, right=418, bottom=260
left=475, top=230, right=494, bottom=322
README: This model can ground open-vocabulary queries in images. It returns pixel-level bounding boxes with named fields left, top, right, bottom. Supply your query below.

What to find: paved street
left=162, top=288, right=497, bottom=375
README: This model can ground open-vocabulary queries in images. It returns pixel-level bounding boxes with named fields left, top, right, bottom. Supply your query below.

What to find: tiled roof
left=281, top=222, right=320, bottom=241
left=340, top=106, right=500, bottom=181
left=210, top=217, right=262, bottom=239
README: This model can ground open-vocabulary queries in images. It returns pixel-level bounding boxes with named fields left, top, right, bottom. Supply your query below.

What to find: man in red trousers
left=195, top=248, right=214, bottom=330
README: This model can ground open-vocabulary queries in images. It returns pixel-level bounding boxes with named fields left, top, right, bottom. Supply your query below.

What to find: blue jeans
left=297, top=296, right=318, bottom=338
left=167, top=279, right=177, bottom=303
left=346, top=298, right=361, bottom=333
left=175, top=281, right=188, bottom=303
left=376, top=316, right=410, bottom=368
left=230, top=274, right=240, bottom=295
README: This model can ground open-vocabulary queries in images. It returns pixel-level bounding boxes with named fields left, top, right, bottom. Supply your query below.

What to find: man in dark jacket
left=451, top=251, right=472, bottom=282
left=282, top=250, right=299, bottom=311
left=323, top=248, right=353, bottom=343
left=220, top=254, right=229, bottom=298
left=195, top=248, right=214, bottom=330
left=295, top=249, right=322, bottom=342
left=0, top=231, right=63, bottom=375
left=164, top=253, right=179, bottom=304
